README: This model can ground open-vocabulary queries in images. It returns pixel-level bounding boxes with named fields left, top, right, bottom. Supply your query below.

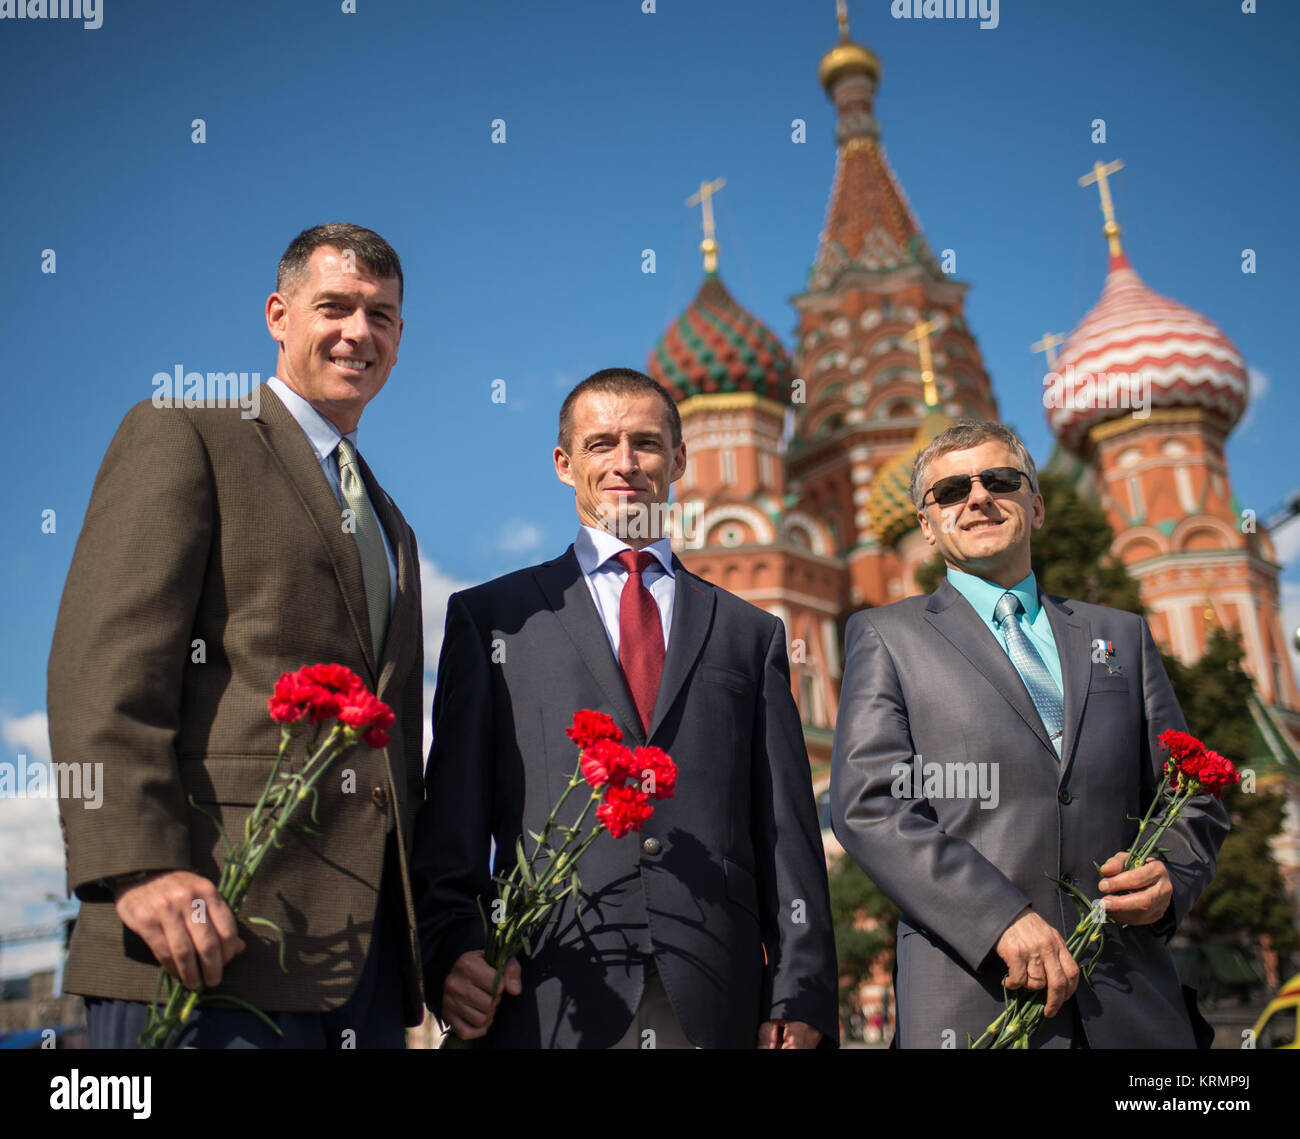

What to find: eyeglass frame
left=920, top=467, right=1035, bottom=509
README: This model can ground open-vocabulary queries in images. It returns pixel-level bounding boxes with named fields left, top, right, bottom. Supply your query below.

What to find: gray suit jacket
left=412, top=547, right=839, bottom=1048
left=830, top=578, right=1229, bottom=1048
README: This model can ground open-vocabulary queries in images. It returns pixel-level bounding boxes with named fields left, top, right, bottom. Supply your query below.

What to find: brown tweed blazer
left=47, top=386, right=425, bottom=1021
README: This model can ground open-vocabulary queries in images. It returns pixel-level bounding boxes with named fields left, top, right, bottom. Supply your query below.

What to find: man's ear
left=669, top=441, right=687, bottom=483
left=1030, top=491, right=1045, bottom=530
left=554, top=446, right=576, bottom=488
left=918, top=507, right=937, bottom=547
left=266, top=292, right=288, bottom=345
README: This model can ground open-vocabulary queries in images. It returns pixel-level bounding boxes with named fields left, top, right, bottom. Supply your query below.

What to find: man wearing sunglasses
left=829, top=420, right=1228, bottom=1048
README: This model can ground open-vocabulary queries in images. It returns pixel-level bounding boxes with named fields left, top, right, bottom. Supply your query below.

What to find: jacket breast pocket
left=700, top=663, right=753, bottom=695
left=177, top=754, right=288, bottom=806
left=1087, top=675, right=1130, bottom=694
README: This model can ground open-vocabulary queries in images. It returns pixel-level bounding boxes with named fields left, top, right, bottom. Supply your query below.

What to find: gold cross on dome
left=906, top=317, right=941, bottom=407
left=1079, top=159, right=1125, bottom=257
left=686, top=177, right=727, bottom=273
left=1031, top=331, right=1066, bottom=370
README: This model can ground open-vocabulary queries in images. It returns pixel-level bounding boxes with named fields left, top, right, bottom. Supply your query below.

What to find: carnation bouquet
left=450, top=709, right=676, bottom=1042
left=138, top=663, right=394, bottom=1048
left=971, top=728, right=1239, bottom=1048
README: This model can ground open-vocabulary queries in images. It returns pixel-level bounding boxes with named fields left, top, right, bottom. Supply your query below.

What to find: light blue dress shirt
left=266, top=376, right=397, bottom=609
left=946, top=566, right=1063, bottom=695
left=573, top=524, right=674, bottom=656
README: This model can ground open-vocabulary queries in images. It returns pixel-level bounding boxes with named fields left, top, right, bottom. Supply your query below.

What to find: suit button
left=372, top=786, right=389, bottom=810
left=642, top=837, right=661, bottom=856
left=1058, top=789, right=1072, bottom=804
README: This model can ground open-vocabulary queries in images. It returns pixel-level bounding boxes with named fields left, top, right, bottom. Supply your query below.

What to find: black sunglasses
left=923, top=467, right=1032, bottom=508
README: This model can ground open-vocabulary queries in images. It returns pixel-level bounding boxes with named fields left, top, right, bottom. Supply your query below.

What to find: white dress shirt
left=267, top=376, right=397, bottom=609
left=573, top=524, right=674, bottom=657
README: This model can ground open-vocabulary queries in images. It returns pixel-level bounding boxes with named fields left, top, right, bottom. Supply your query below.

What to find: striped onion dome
left=1048, top=252, right=1249, bottom=453
left=647, top=272, right=793, bottom=403
left=868, top=408, right=953, bottom=547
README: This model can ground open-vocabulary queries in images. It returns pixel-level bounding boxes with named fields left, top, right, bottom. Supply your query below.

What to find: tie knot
left=336, top=437, right=359, bottom=471
left=615, top=549, right=657, bottom=577
left=994, top=591, right=1022, bottom=626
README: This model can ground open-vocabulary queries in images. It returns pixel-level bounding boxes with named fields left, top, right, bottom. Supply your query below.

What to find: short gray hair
left=911, top=420, right=1039, bottom=510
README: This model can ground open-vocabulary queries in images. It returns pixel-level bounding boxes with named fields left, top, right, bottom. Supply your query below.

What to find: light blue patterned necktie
left=994, top=591, right=1064, bottom=758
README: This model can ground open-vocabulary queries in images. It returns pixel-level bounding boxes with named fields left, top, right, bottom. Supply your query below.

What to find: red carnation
left=596, top=784, right=653, bottom=839
left=1192, top=750, right=1240, bottom=798
left=633, top=746, right=677, bottom=800
left=337, top=685, right=396, bottom=749
left=1158, top=729, right=1201, bottom=765
left=268, top=672, right=338, bottom=725
left=267, top=664, right=392, bottom=748
left=580, top=738, right=636, bottom=790
left=566, top=709, right=623, bottom=750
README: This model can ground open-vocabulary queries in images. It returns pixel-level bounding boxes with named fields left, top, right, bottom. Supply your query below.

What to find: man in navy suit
left=412, top=368, right=838, bottom=1048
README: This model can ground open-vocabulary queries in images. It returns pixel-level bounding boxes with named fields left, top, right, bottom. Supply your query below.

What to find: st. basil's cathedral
left=644, top=7, right=1300, bottom=942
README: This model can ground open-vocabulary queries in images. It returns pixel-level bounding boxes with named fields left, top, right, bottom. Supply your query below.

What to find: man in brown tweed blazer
left=47, top=223, right=425, bottom=1047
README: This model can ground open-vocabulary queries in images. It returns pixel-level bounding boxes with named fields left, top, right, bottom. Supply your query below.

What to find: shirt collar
left=575, top=524, right=675, bottom=577
left=267, top=376, right=358, bottom=462
left=946, top=566, right=1040, bottom=624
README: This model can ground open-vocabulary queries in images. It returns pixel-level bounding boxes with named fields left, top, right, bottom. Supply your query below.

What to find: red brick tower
left=649, top=180, right=845, bottom=769
left=788, top=11, right=998, bottom=613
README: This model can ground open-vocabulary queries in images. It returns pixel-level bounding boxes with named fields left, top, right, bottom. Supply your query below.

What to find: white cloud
left=1, top=712, right=70, bottom=981
left=497, top=521, right=544, bottom=555
left=2, top=711, right=51, bottom=766
left=1272, top=518, right=1300, bottom=568
left=1282, top=580, right=1300, bottom=694
left=1238, top=366, right=1269, bottom=432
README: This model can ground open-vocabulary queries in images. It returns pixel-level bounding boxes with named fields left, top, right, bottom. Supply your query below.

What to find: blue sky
left=2, top=0, right=1297, bottom=978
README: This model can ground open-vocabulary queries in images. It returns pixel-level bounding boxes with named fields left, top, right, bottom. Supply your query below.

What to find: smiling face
left=265, top=245, right=403, bottom=433
left=553, top=390, right=687, bottom=548
left=916, top=440, right=1044, bottom=588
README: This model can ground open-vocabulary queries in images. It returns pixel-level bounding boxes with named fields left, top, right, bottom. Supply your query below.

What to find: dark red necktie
left=616, top=549, right=665, bottom=735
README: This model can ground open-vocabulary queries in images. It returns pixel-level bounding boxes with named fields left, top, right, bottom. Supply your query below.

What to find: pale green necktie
left=336, top=437, right=390, bottom=661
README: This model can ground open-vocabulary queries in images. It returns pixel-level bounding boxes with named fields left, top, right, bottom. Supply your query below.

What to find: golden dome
left=818, top=38, right=880, bottom=92
left=867, top=408, right=954, bottom=547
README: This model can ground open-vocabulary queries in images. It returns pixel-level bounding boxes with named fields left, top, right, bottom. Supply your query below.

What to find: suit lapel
left=533, top=548, right=644, bottom=744
left=357, top=451, right=417, bottom=699
left=253, top=386, right=375, bottom=677
left=923, top=578, right=1056, bottom=761
left=1041, top=593, right=1092, bottom=782
left=648, top=558, right=715, bottom=740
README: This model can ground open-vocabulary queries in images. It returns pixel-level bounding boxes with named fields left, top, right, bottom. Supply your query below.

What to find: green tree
left=828, top=853, right=899, bottom=1004
left=1167, top=626, right=1297, bottom=951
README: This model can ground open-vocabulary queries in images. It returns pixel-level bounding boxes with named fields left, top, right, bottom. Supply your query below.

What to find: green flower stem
left=142, top=722, right=360, bottom=1047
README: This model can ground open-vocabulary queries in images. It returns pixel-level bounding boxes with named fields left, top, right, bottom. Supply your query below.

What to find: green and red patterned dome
left=647, top=272, right=794, bottom=403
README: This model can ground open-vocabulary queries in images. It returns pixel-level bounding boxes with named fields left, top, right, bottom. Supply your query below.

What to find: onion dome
left=647, top=272, right=793, bottom=403
left=818, top=34, right=880, bottom=92
left=1048, top=251, right=1249, bottom=453
left=818, top=1, right=880, bottom=92
left=867, top=407, right=953, bottom=547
